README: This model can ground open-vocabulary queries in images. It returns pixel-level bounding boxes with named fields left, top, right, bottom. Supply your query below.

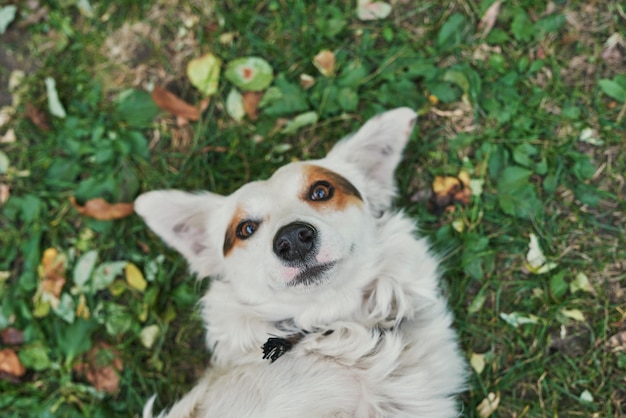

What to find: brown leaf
left=175, top=115, right=189, bottom=127
left=0, top=348, right=26, bottom=378
left=313, top=50, right=336, bottom=77
left=242, top=91, right=263, bottom=120
left=38, top=248, right=67, bottom=300
left=70, top=197, right=134, bottom=221
left=17, top=5, right=49, bottom=28
left=73, top=342, right=123, bottom=394
left=299, top=74, right=316, bottom=90
left=478, top=0, right=502, bottom=38
left=25, top=103, right=51, bottom=131
left=40, top=247, right=66, bottom=283
left=428, top=172, right=472, bottom=214
left=198, top=98, right=211, bottom=113
left=41, top=276, right=66, bottom=298
left=151, top=85, right=200, bottom=122
left=536, top=47, right=546, bottom=60
left=606, top=331, right=626, bottom=352
left=1, top=328, right=24, bottom=346
left=0, top=183, right=10, bottom=205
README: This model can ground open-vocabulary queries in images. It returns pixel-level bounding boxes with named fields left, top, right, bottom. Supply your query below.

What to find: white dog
left=136, top=108, right=466, bottom=417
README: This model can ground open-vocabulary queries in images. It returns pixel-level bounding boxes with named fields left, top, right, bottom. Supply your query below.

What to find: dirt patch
left=0, top=28, right=34, bottom=106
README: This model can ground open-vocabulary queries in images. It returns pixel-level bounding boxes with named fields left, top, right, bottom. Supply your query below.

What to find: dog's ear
left=327, top=107, right=417, bottom=211
left=134, top=190, right=225, bottom=278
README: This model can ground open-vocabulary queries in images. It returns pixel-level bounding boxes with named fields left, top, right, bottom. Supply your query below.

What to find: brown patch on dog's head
left=300, top=165, right=362, bottom=211
left=223, top=207, right=261, bottom=256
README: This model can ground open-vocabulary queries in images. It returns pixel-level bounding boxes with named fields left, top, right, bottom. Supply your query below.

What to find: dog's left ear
left=327, top=107, right=417, bottom=211
left=134, top=190, right=225, bottom=278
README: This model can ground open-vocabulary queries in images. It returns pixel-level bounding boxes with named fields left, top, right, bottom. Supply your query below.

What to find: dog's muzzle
left=273, top=222, right=317, bottom=263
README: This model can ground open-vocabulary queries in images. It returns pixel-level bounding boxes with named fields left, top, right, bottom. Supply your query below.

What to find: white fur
left=136, top=108, right=466, bottom=417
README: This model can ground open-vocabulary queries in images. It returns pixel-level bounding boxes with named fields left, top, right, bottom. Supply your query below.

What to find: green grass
left=1, top=0, right=625, bottom=416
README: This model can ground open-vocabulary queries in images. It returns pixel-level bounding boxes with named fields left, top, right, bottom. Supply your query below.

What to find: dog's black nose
left=273, top=222, right=317, bottom=262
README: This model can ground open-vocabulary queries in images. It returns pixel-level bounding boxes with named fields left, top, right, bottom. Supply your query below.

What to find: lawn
left=0, top=0, right=625, bottom=416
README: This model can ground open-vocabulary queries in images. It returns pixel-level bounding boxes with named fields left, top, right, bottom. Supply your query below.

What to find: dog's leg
left=143, top=371, right=219, bottom=418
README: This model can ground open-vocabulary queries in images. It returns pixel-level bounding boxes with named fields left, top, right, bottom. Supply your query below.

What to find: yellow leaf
left=470, top=352, right=486, bottom=374
left=125, top=263, right=147, bottom=292
left=41, top=248, right=59, bottom=271
left=76, top=293, right=90, bottom=319
left=32, top=297, right=51, bottom=318
left=560, top=308, right=585, bottom=322
left=451, top=219, right=465, bottom=233
left=570, top=272, right=593, bottom=294
left=187, top=53, right=222, bottom=96
left=138, top=303, right=148, bottom=323
left=476, top=392, right=500, bottom=418
left=140, top=324, right=160, bottom=349
left=108, top=280, right=126, bottom=296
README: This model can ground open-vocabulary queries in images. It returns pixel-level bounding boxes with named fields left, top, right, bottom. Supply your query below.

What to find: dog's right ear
left=134, top=190, right=225, bottom=278
left=326, top=107, right=417, bottom=213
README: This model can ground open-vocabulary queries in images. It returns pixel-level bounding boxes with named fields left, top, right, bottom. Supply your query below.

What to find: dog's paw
left=301, top=323, right=381, bottom=365
left=262, top=332, right=307, bottom=362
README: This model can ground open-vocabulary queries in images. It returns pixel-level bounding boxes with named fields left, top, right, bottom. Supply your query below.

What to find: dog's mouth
left=289, top=261, right=337, bottom=287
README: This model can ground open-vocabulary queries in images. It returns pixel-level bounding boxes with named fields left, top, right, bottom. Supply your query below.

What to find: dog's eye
left=236, top=220, right=258, bottom=239
left=309, top=181, right=334, bottom=202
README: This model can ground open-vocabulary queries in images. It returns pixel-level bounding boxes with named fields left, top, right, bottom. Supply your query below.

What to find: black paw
left=262, top=337, right=293, bottom=363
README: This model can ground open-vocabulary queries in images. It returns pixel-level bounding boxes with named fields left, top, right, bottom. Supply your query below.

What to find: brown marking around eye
left=301, top=165, right=363, bottom=211
left=223, top=207, right=247, bottom=257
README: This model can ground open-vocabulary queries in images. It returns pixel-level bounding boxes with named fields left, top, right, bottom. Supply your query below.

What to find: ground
left=0, top=1, right=625, bottom=417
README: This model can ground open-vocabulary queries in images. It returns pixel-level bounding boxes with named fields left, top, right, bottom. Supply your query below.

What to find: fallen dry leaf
left=1, top=328, right=24, bottom=345
left=0, top=348, right=26, bottom=378
left=525, top=233, right=558, bottom=275
left=428, top=171, right=472, bottom=214
left=0, top=108, right=11, bottom=129
left=0, top=183, right=9, bottom=204
left=470, top=352, right=486, bottom=374
left=0, top=128, right=16, bottom=143
left=36, top=247, right=67, bottom=304
left=357, top=0, right=392, bottom=21
left=242, top=91, right=263, bottom=120
left=40, top=248, right=65, bottom=281
left=151, top=85, right=200, bottom=122
left=476, top=392, right=500, bottom=418
left=70, top=197, right=134, bottom=221
left=300, top=73, right=316, bottom=90
left=186, top=53, right=222, bottom=96
left=198, top=98, right=211, bottom=113
left=24, top=103, right=51, bottom=131
left=75, top=294, right=90, bottom=319
left=478, top=0, right=502, bottom=38
left=198, top=145, right=228, bottom=153
left=606, top=330, right=626, bottom=352
left=313, top=50, right=336, bottom=77
left=41, top=276, right=65, bottom=299
left=125, top=262, right=147, bottom=292
left=17, top=5, right=49, bottom=28
left=73, top=342, right=123, bottom=394
left=176, top=115, right=189, bottom=127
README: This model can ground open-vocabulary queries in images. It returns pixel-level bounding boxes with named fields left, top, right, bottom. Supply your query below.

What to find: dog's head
left=135, top=108, right=416, bottom=306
